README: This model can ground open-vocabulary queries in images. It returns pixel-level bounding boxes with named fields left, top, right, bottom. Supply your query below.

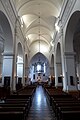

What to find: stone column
left=55, top=62, right=62, bottom=87
left=17, top=62, right=23, bottom=83
left=12, top=53, right=17, bottom=91
left=2, top=53, right=14, bottom=90
left=0, top=54, right=3, bottom=86
left=64, top=52, right=77, bottom=91
left=50, top=66, right=54, bottom=76
left=0, top=25, right=5, bottom=86
left=11, top=25, right=17, bottom=91
left=24, top=66, right=28, bottom=85
left=76, top=63, right=80, bottom=90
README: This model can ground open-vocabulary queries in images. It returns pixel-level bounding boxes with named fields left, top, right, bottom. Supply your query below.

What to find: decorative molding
left=59, top=0, right=76, bottom=29
left=1, top=0, right=16, bottom=28
left=64, top=52, right=76, bottom=56
left=2, top=52, right=14, bottom=56
left=52, top=0, right=76, bottom=52
left=64, top=52, right=76, bottom=59
left=0, top=0, right=26, bottom=52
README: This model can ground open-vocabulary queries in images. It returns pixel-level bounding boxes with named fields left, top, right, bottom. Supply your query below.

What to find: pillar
left=55, top=62, right=62, bottom=87
left=17, top=62, right=23, bottom=84
left=76, top=63, right=80, bottom=90
left=0, top=54, right=3, bottom=86
left=64, top=52, right=77, bottom=91
left=50, top=66, right=54, bottom=76
left=2, top=53, right=14, bottom=90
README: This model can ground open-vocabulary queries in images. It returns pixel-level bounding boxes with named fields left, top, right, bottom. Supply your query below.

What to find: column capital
left=17, top=62, right=24, bottom=64
left=2, top=52, right=14, bottom=59
left=64, top=52, right=76, bottom=56
left=56, top=62, right=61, bottom=64
left=2, top=52, right=14, bottom=56
left=64, top=52, right=76, bottom=60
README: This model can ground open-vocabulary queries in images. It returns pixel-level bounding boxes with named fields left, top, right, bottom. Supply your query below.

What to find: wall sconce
left=14, top=75, right=18, bottom=80
left=60, top=74, right=64, bottom=78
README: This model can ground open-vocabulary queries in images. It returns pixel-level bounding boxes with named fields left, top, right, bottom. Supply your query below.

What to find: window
left=44, top=63, right=46, bottom=73
left=37, top=64, right=41, bottom=72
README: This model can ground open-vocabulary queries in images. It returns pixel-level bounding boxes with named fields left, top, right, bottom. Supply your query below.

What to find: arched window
left=37, top=64, right=41, bottom=72
left=44, top=63, right=46, bottom=73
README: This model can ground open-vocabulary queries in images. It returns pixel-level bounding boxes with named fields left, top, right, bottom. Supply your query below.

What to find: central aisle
left=27, top=85, right=54, bottom=120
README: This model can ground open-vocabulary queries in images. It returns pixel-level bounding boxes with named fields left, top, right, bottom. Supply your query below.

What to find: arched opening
left=73, top=13, right=80, bottom=90
left=16, top=42, right=23, bottom=90
left=55, top=43, right=63, bottom=87
left=29, top=52, right=50, bottom=85
left=65, top=11, right=80, bottom=52
left=65, top=11, right=80, bottom=90
left=0, top=11, right=13, bottom=88
left=25, top=54, right=28, bottom=85
left=51, top=54, right=54, bottom=75
left=50, top=54, right=55, bottom=86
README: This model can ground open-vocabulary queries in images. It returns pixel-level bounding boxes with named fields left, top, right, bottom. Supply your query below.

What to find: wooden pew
left=57, top=106, right=80, bottom=120
left=0, top=102, right=29, bottom=115
left=0, top=106, right=26, bottom=115
left=44, top=86, right=72, bottom=106
left=6, top=95, right=32, bottom=106
left=43, top=86, right=80, bottom=120
left=5, top=99, right=30, bottom=110
left=0, top=85, right=36, bottom=120
left=0, top=111, right=25, bottom=120
left=60, top=110, right=80, bottom=120
left=52, top=101, right=80, bottom=115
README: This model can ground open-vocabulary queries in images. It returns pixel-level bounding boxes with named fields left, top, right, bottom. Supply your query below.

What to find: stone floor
left=27, top=85, right=55, bottom=120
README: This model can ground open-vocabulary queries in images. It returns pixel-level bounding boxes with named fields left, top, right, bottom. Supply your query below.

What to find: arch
left=16, top=42, right=23, bottom=87
left=65, top=11, right=80, bottom=90
left=24, top=54, right=28, bottom=84
left=55, top=42, right=63, bottom=87
left=25, top=54, right=28, bottom=69
left=0, top=11, right=13, bottom=53
left=30, top=52, right=49, bottom=64
left=65, top=11, right=80, bottom=52
left=17, top=42, right=23, bottom=58
left=18, top=0, right=59, bottom=17
left=56, top=43, right=62, bottom=64
left=29, top=52, right=50, bottom=83
left=50, top=54, right=55, bottom=86
left=0, top=11, right=13, bottom=88
left=29, top=40, right=49, bottom=61
left=50, top=54, right=54, bottom=76
left=51, top=54, right=54, bottom=67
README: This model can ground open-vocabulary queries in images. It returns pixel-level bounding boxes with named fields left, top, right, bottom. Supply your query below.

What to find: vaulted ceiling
left=14, top=0, right=63, bottom=56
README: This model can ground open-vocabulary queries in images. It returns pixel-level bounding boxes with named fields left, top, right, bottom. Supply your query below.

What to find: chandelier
left=38, top=15, right=41, bottom=53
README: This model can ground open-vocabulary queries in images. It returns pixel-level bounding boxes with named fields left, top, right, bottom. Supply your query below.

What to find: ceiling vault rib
left=18, top=0, right=35, bottom=12
left=26, top=25, right=51, bottom=35
left=15, top=0, right=63, bottom=56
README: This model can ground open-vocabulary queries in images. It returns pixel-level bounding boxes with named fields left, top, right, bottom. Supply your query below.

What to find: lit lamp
left=38, top=15, right=41, bottom=53
left=60, top=74, right=64, bottom=78
left=14, top=75, right=17, bottom=79
left=55, top=22, right=60, bottom=33
left=50, top=41, right=54, bottom=46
